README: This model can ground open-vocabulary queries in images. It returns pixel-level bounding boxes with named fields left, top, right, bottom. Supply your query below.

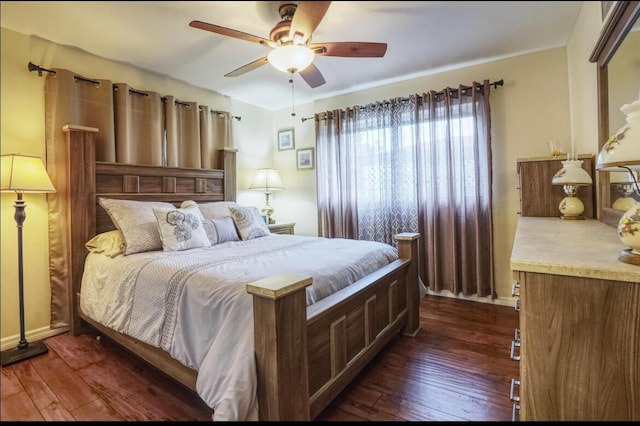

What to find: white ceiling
left=1, top=1, right=584, bottom=111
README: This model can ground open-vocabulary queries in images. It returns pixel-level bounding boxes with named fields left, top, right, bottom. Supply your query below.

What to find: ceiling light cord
left=289, top=72, right=296, bottom=117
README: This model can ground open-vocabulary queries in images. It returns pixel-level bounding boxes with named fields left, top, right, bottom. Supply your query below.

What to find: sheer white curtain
left=316, top=81, right=494, bottom=297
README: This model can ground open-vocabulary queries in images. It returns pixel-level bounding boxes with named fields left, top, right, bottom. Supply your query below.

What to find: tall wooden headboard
left=63, top=124, right=237, bottom=334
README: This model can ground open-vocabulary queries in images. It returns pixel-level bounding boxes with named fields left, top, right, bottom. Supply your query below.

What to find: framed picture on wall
left=278, top=128, right=295, bottom=151
left=296, top=147, right=314, bottom=170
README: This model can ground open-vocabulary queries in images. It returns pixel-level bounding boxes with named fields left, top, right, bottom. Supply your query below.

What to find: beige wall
left=0, top=27, right=273, bottom=347
left=0, top=1, right=604, bottom=345
left=270, top=1, right=603, bottom=305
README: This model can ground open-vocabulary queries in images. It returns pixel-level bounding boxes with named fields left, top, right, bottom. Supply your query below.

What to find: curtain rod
left=28, top=61, right=241, bottom=121
left=300, top=79, right=504, bottom=122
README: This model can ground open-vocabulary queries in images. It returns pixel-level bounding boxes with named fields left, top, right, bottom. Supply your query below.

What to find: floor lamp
left=1, top=154, right=56, bottom=367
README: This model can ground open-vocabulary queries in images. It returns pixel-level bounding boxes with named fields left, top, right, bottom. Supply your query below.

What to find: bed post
left=246, top=273, right=313, bottom=421
left=394, top=232, right=421, bottom=336
left=217, top=147, right=237, bottom=202
left=64, top=124, right=99, bottom=336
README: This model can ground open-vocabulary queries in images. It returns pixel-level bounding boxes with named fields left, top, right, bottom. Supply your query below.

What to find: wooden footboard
left=65, top=125, right=421, bottom=421
left=247, top=233, right=420, bottom=420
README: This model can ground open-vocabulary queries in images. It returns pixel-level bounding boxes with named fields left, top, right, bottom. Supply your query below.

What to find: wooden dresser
left=510, top=217, right=640, bottom=421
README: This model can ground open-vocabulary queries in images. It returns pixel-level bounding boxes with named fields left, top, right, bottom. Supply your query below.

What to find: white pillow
left=208, top=216, right=240, bottom=244
left=229, top=206, right=271, bottom=240
left=153, top=205, right=211, bottom=252
left=99, top=198, right=175, bottom=255
left=85, top=230, right=125, bottom=258
left=181, top=200, right=239, bottom=220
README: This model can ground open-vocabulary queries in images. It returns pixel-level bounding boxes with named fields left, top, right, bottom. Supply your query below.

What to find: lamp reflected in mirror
left=611, top=170, right=639, bottom=211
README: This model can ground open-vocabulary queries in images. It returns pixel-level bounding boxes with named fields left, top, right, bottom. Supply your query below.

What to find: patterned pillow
left=85, top=230, right=125, bottom=258
left=99, top=198, right=175, bottom=255
left=229, top=206, right=271, bottom=240
left=153, top=205, right=210, bottom=252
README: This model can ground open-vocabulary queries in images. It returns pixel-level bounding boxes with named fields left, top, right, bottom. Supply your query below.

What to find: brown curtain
left=45, top=69, right=115, bottom=328
left=316, top=81, right=494, bottom=298
left=113, top=83, right=163, bottom=165
left=315, top=108, right=360, bottom=239
left=44, top=68, right=235, bottom=328
left=199, top=107, right=231, bottom=169
left=164, top=96, right=200, bottom=168
left=415, top=81, right=494, bottom=297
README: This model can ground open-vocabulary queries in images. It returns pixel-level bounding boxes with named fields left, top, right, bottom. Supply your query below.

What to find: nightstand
left=268, top=222, right=295, bottom=235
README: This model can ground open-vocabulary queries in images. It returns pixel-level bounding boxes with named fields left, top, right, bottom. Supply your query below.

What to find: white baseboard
left=1, top=326, right=69, bottom=352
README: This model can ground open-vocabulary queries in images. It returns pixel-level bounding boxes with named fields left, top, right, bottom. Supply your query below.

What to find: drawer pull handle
left=511, top=282, right=520, bottom=297
left=510, top=378, right=521, bottom=402
left=510, top=340, right=521, bottom=361
left=514, top=299, right=520, bottom=312
left=514, top=328, right=520, bottom=342
left=512, top=403, right=520, bottom=422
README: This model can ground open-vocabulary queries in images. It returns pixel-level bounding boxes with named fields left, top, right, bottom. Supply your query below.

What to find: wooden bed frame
left=63, top=124, right=421, bottom=420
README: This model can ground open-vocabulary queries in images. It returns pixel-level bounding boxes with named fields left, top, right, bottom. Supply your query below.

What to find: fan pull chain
left=289, top=73, right=296, bottom=117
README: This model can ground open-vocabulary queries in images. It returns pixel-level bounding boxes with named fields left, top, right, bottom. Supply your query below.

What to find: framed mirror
left=590, top=1, right=640, bottom=226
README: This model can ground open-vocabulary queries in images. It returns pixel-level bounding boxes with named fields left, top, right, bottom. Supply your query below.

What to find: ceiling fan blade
left=310, top=41, right=388, bottom=57
left=224, top=57, right=270, bottom=77
left=299, top=63, right=326, bottom=88
left=289, top=1, right=332, bottom=44
left=189, top=20, right=275, bottom=47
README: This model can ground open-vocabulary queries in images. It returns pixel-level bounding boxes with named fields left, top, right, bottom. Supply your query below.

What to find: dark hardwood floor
left=0, top=295, right=519, bottom=421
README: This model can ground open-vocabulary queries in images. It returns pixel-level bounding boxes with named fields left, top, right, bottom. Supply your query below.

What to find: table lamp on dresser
left=596, top=93, right=640, bottom=265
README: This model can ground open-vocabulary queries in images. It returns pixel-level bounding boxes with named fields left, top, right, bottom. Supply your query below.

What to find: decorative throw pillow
left=211, top=216, right=240, bottom=243
left=99, top=198, right=175, bottom=255
left=85, top=230, right=125, bottom=258
left=229, top=206, right=271, bottom=240
left=153, top=205, right=211, bottom=252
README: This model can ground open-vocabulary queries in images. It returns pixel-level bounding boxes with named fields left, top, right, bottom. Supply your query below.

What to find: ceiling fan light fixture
left=267, top=44, right=314, bottom=73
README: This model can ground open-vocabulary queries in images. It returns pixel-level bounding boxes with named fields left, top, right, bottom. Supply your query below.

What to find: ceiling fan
left=189, top=1, right=388, bottom=88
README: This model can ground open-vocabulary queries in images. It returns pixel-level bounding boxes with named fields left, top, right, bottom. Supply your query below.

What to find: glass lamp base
left=559, top=196, right=585, bottom=220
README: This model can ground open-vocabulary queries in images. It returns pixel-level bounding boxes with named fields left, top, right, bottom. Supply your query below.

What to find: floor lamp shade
left=1, top=153, right=55, bottom=366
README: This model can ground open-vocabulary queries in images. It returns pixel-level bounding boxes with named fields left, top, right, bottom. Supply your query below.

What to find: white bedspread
left=79, top=234, right=399, bottom=421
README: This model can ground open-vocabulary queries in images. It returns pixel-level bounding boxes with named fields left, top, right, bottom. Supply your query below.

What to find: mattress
left=79, top=234, right=399, bottom=420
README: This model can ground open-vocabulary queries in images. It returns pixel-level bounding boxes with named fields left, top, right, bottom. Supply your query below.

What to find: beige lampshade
left=249, top=168, right=285, bottom=191
left=551, top=160, right=593, bottom=186
left=1, top=154, right=56, bottom=193
left=267, top=45, right=314, bottom=73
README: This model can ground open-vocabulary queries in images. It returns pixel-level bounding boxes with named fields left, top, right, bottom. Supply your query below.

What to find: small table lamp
left=249, top=168, right=284, bottom=224
left=596, top=94, right=640, bottom=265
left=551, top=157, right=593, bottom=220
left=1, top=154, right=56, bottom=366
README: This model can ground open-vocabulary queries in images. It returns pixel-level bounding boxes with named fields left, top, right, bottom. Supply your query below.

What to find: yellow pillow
left=85, top=230, right=125, bottom=258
